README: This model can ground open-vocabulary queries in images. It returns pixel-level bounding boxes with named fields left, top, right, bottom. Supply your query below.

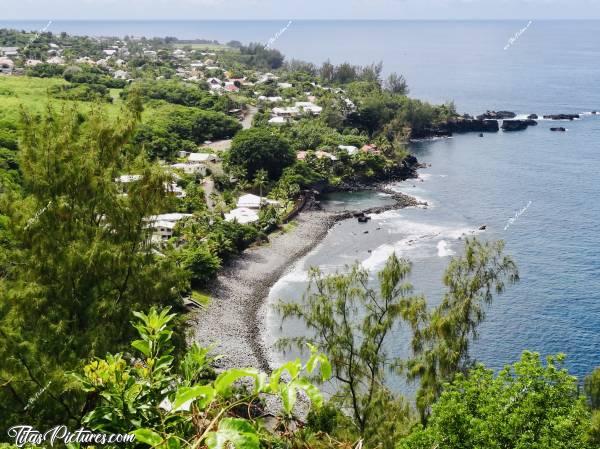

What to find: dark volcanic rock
left=543, top=114, right=580, bottom=120
left=449, top=119, right=500, bottom=133
left=477, top=110, right=517, bottom=120
left=550, top=127, right=567, bottom=132
left=502, top=119, right=534, bottom=131
left=528, top=114, right=538, bottom=119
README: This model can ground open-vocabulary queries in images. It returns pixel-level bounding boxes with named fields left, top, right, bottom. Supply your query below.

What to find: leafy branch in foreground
left=75, top=307, right=331, bottom=449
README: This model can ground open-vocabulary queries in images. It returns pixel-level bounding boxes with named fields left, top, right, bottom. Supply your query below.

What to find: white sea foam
left=437, top=240, right=455, bottom=257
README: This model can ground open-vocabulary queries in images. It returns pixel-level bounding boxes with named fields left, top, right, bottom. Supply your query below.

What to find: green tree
left=384, top=73, right=409, bottom=95
left=0, top=101, right=188, bottom=433
left=227, top=128, right=294, bottom=181
left=585, top=367, right=600, bottom=410
left=399, top=352, right=594, bottom=449
left=407, top=238, right=519, bottom=420
left=277, top=253, right=421, bottom=447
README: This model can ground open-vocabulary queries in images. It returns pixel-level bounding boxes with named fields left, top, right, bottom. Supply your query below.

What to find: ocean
left=3, top=20, right=600, bottom=382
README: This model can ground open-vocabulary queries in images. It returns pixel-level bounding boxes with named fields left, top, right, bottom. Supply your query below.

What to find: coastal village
left=2, top=24, right=600, bottom=449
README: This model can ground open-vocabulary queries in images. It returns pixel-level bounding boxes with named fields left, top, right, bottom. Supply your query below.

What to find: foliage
left=227, top=128, right=294, bottom=181
left=26, top=63, right=66, bottom=78
left=48, top=83, right=112, bottom=102
left=176, top=244, right=222, bottom=289
left=0, top=100, right=188, bottom=433
left=277, top=253, right=421, bottom=448
left=585, top=367, right=600, bottom=410
left=77, top=307, right=331, bottom=449
left=399, top=352, right=595, bottom=449
left=406, top=238, right=519, bottom=420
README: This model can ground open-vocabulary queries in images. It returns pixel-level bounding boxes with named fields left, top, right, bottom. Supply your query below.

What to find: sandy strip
left=190, top=208, right=337, bottom=371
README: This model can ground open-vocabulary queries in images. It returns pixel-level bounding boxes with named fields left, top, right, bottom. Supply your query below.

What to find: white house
left=165, top=182, right=186, bottom=198
left=103, top=49, right=117, bottom=56
left=113, top=70, right=130, bottom=80
left=171, top=162, right=207, bottom=176
left=47, top=56, right=65, bottom=65
left=147, top=213, right=193, bottom=241
left=268, top=116, right=287, bottom=125
left=258, top=95, right=283, bottom=103
left=0, top=58, right=14, bottom=74
left=338, top=145, right=359, bottom=155
left=236, top=194, right=280, bottom=209
left=25, top=59, right=43, bottom=67
left=0, top=47, right=18, bottom=57
left=188, top=153, right=218, bottom=163
left=295, top=101, right=323, bottom=115
left=272, top=106, right=300, bottom=118
left=115, top=174, right=143, bottom=183
left=224, top=208, right=259, bottom=225
left=278, top=82, right=293, bottom=89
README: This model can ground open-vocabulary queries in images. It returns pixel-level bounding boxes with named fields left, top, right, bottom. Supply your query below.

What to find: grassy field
left=0, top=76, right=125, bottom=125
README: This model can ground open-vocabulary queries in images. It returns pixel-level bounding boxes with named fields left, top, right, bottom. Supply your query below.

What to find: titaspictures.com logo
left=7, top=425, right=135, bottom=447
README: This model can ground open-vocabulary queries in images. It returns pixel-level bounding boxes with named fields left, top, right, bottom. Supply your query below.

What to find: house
left=224, top=83, right=239, bottom=92
left=236, top=193, right=280, bottom=209
left=171, top=162, right=207, bottom=176
left=103, top=49, right=117, bottom=56
left=224, top=207, right=259, bottom=225
left=295, top=101, right=323, bottom=115
left=47, top=56, right=65, bottom=65
left=272, top=106, right=300, bottom=118
left=190, top=62, right=204, bottom=70
left=113, top=70, right=130, bottom=80
left=297, top=150, right=337, bottom=161
left=206, top=77, right=223, bottom=90
left=0, top=58, right=15, bottom=74
left=173, top=49, right=186, bottom=58
left=143, top=50, right=157, bottom=58
left=338, top=145, right=359, bottom=155
left=258, top=72, right=279, bottom=83
left=165, top=182, right=186, bottom=198
left=268, top=116, right=287, bottom=125
left=258, top=95, right=283, bottom=103
left=25, top=59, right=43, bottom=67
left=361, top=144, right=381, bottom=155
left=76, top=56, right=95, bottom=64
left=147, top=213, right=193, bottom=241
left=278, top=82, right=293, bottom=89
left=1, top=47, right=18, bottom=57
left=188, top=153, right=218, bottom=163
left=115, top=174, right=143, bottom=183
left=315, top=150, right=338, bottom=161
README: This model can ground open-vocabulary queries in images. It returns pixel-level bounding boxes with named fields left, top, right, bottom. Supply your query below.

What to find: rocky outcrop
left=543, top=114, right=580, bottom=120
left=550, top=127, right=567, bottom=132
left=449, top=119, right=500, bottom=133
left=477, top=110, right=516, bottom=120
left=410, top=119, right=499, bottom=139
left=528, top=114, right=538, bottom=119
left=501, top=119, right=537, bottom=131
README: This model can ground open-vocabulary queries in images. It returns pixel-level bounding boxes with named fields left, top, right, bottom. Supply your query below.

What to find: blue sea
left=3, top=20, right=600, bottom=382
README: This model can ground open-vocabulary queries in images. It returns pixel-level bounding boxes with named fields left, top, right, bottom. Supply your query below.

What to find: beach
left=191, top=190, right=422, bottom=371
left=191, top=207, right=338, bottom=371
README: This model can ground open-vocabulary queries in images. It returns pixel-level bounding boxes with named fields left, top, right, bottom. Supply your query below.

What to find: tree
left=227, top=128, right=294, bottom=181
left=252, top=169, right=268, bottom=201
left=399, top=352, right=594, bottom=449
left=384, top=72, right=409, bottom=95
left=0, top=100, right=188, bottom=433
left=407, top=238, right=519, bottom=420
left=585, top=367, right=600, bottom=410
left=277, top=253, right=422, bottom=447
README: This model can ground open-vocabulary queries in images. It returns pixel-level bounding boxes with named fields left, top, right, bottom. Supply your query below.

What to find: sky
left=1, top=0, right=600, bottom=20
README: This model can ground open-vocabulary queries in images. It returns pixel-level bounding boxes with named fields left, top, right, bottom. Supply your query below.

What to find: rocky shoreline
left=191, top=186, right=422, bottom=372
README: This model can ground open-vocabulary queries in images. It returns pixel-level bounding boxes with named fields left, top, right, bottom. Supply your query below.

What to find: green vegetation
left=227, top=128, right=295, bottom=180
left=0, top=27, right=598, bottom=449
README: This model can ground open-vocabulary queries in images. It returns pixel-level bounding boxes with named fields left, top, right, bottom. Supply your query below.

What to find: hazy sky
left=2, top=0, right=600, bottom=20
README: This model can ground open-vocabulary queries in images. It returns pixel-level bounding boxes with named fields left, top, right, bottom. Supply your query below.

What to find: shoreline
left=191, top=189, right=422, bottom=372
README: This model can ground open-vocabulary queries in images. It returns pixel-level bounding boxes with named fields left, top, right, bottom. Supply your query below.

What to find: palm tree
left=253, top=169, right=268, bottom=209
